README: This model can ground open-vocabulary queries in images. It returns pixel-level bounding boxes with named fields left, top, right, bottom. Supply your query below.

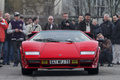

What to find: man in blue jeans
left=7, top=12, right=26, bottom=67
left=2, top=13, right=11, bottom=65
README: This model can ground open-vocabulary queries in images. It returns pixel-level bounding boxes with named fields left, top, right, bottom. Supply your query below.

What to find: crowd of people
left=0, top=10, right=120, bottom=68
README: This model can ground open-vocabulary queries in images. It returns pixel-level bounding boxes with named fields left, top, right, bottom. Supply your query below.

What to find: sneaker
left=7, top=63, right=10, bottom=65
left=108, top=64, right=113, bottom=67
left=100, top=64, right=104, bottom=66
left=13, top=63, right=18, bottom=67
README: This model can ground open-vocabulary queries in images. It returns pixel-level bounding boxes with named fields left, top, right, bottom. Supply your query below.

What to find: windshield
left=30, top=30, right=91, bottom=42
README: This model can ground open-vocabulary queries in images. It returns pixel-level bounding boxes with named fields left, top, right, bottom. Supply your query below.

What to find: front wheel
left=22, top=68, right=34, bottom=75
left=87, top=64, right=99, bottom=75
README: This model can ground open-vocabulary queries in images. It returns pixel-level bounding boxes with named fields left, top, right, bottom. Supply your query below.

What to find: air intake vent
left=80, top=63, right=92, bottom=66
left=28, top=64, right=40, bottom=67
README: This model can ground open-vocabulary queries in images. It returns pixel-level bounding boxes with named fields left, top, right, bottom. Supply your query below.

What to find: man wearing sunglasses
left=44, top=16, right=58, bottom=30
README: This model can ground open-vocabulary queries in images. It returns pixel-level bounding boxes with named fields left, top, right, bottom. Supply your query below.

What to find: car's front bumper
left=21, top=58, right=98, bottom=69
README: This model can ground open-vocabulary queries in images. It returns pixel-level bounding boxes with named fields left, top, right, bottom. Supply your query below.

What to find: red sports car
left=20, top=30, right=100, bottom=75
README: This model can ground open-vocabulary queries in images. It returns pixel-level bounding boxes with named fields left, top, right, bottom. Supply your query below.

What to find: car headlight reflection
left=25, top=52, right=40, bottom=55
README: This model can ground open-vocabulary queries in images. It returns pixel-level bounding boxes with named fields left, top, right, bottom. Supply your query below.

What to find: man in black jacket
left=44, top=16, right=58, bottom=30
left=78, top=13, right=93, bottom=33
left=112, top=14, right=120, bottom=64
left=60, top=13, right=73, bottom=30
left=92, top=19, right=102, bottom=39
left=113, top=14, right=120, bottom=26
left=71, top=20, right=78, bottom=30
left=2, top=13, right=12, bottom=65
left=100, top=14, right=113, bottom=40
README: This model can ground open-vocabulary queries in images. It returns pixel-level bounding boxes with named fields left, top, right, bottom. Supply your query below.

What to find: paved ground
left=0, top=63, right=120, bottom=80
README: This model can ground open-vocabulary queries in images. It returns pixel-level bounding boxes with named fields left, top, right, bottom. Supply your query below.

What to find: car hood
left=40, top=42, right=80, bottom=59
left=22, top=41, right=98, bottom=59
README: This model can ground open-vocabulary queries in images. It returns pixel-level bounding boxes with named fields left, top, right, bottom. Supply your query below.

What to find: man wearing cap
left=7, top=12, right=26, bottom=67
left=0, top=11, right=8, bottom=67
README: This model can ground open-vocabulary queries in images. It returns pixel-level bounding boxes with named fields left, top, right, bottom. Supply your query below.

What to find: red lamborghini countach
left=20, top=30, right=100, bottom=75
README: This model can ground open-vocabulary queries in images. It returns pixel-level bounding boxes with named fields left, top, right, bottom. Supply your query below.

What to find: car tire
left=87, top=64, right=99, bottom=75
left=84, top=68, right=88, bottom=71
left=22, top=68, right=33, bottom=75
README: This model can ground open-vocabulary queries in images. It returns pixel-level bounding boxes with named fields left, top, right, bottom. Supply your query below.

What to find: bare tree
left=106, top=0, right=120, bottom=16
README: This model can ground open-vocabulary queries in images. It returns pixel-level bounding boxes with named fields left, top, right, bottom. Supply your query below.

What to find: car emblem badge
left=59, top=54, right=61, bottom=56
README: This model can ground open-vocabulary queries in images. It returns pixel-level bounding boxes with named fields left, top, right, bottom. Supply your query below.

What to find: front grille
left=80, top=63, right=92, bottom=66
left=42, top=65, right=51, bottom=67
left=28, top=64, right=40, bottom=67
left=69, top=65, right=78, bottom=67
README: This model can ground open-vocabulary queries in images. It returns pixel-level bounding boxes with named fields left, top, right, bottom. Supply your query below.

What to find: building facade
left=0, top=0, right=5, bottom=13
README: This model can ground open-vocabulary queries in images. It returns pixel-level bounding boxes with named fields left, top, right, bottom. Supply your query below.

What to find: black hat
left=85, top=13, right=91, bottom=16
left=14, top=12, right=20, bottom=16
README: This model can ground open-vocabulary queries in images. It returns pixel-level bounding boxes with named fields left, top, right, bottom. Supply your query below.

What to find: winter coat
left=0, top=19, right=8, bottom=42
left=43, top=22, right=58, bottom=30
left=61, top=19, right=73, bottom=30
left=78, top=19, right=93, bottom=33
left=5, top=20, right=11, bottom=41
left=111, top=20, right=120, bottom=44
left=99, top=38, right=112, bottom=53
left=26, top=23, right=42, bottom=35
left=93, top=24, right=102, bottom=39
left=100, top=20, right=113, bottom=40
left=7, top=20, right=26, bottom=41
left=113, top=19, right=120, bottom=26
left=71, top=23, right=78, bottom=30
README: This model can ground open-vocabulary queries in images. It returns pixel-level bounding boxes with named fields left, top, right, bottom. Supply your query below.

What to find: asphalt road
left=0, top=63, right=120, bottom=80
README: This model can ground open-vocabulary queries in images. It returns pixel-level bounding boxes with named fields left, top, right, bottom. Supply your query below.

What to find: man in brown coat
left=96, top=33, right=113, bottom=67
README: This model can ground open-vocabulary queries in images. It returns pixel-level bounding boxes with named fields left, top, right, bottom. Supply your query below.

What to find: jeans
left=3, top=41, right=11, bottom=63
left=99, top=49, right=112, bottom=64
left=12, top=41, right=22, bottom=63
left=112, top=44, right=120, bottom=64
left=10, top=44, right=14, bottom=61
left=0, top=42, right=3, bottom=59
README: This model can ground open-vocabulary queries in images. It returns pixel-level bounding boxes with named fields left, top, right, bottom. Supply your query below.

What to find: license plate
left=50, top=60, right=70, bottom=64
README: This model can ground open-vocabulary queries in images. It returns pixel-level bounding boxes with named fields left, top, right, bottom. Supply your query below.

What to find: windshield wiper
left=33, top=38, right=60, bottom=42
